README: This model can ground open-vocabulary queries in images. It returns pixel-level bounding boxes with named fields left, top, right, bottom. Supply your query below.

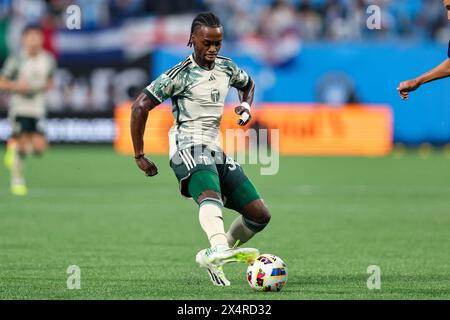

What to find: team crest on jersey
left=198, top=154, right=211, bottom=165
left=211, top=89, right=220, bottom=103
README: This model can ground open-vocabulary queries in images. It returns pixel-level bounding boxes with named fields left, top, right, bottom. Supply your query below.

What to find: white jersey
left=1, top=50, right=56, bottom=119
left=144, top=54, right=250, bottom=158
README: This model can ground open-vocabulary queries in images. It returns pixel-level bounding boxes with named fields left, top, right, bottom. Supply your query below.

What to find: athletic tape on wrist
left=240, top=101, right=251, bottom=112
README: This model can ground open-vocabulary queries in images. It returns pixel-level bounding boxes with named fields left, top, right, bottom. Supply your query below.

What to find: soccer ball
left=246, top=254, right=288, bottom=292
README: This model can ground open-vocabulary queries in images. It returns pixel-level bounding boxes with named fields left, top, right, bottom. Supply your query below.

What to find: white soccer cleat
left=196, top=246, right=231, bottom=286
left=195, top=245, right=260, bottom=286
left=11, top=183, right=27, bottom=196
left=4, top=141, right=15, bottom=170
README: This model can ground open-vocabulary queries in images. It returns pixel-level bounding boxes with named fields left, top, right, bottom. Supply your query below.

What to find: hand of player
left=397, top=79, right=420, bottom=100
left=13, top=81, right=31, bottom=94
left=135, top=155, right=158, bottom=177
left=235, top=105, right=252, bottom=126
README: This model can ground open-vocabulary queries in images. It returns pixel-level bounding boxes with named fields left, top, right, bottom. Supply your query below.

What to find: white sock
left=226, top=215, right=257, bottom=247
left=11, top=151, right=25, bottom=185
left=199, top=201, right=229, bottom=248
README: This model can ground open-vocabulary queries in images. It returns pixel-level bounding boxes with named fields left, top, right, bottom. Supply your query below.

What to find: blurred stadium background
left=0, top=0, right=450, bottom=299
left=0, top=0, right=449, bottom=147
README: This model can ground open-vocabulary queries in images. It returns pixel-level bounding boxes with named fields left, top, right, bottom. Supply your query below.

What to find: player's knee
left=33, top=144, right=46, bottom=154
left=32, top=144, right=46, bottom=157
left=260, top=206, right=271, bottom=225
left=255, top=205, right=271, bottom=225
left=32, top=137, right=47, bottom=154
left=242, top=203, right=271, bottom=233
left=243, top=200, right=271, bottom=224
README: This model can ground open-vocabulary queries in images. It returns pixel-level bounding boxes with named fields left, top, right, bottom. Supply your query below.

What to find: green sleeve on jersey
left=230, top=62, right=250, bottom=89
left=1, top=56, right=18, bottom=80
left=144, top=73, right=183, bottom=103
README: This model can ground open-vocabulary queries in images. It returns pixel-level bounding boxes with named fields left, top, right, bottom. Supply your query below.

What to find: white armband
left=240, top=101, right=251, bottom=112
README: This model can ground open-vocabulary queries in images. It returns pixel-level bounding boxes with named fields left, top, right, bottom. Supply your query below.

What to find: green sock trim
left=232, top=240, right=241, bottom=248
left=243, top=216, right=268, bottom=233
left=199, top=198, right=224, bottom=208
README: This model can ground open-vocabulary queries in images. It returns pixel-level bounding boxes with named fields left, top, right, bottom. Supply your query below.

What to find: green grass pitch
left=0, top=146, right=449, bottom=299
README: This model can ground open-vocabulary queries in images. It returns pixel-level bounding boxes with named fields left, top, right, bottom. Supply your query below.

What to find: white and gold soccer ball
left=246, top=254, right=288, bottom=292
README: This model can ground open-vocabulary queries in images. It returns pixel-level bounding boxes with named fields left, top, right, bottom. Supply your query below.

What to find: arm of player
left=46, top=79, right=54, bottom=91
left=397, top=59, right=450, bottom=100
left=28, top=78, right=54, bottom=95
left=0, top=57, right=32, bottom=94
left=130, top=92, right=159, bottom=177
left=0, top=76, right=31, bottom=94
left=235, top=77, right=255, bottom=126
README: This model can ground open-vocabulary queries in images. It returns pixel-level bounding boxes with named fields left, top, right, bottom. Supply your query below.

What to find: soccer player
left=0, top=25, right=56, bottom=195
left=397, top=0, right=450, bottom=100
left=130, top=13, right=271, bottom=286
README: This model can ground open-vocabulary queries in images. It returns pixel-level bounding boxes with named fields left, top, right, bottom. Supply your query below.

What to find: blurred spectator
left=416, top=0, right=448, bottom=40
left=145, top=0, right=206, bottom=15
left=75, top=0, right=110, bottom=30
left=0, top=0, right=448, bottom=115
left=110, top=0, right=145, bottom=23
left=258, top=0, right=299, bottom=39
left=297, top=0, right=322, bottom=41
left=0, top=0, right=447, bottom=46
left=254, top=0, right=301, bottom=64
left=6, top=0, right=46, bottom=54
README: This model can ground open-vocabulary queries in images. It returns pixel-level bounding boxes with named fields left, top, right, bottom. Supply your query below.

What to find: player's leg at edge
left=4, top=138, right=16, bottom=170
left=30, top=132, right=48, bottom=157
left=189, top=170, right=260, bottom=286
left=9, top=127, right=48, bottom=196
left=10, top=133, right=29, bottom=196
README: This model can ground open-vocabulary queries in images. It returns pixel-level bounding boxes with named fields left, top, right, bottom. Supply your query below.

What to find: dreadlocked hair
left=187, top=12, right=222, bottom=47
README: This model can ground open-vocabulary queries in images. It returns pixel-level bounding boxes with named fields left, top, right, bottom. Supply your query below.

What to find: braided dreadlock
left=187, top=12, right=222, bottom=47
